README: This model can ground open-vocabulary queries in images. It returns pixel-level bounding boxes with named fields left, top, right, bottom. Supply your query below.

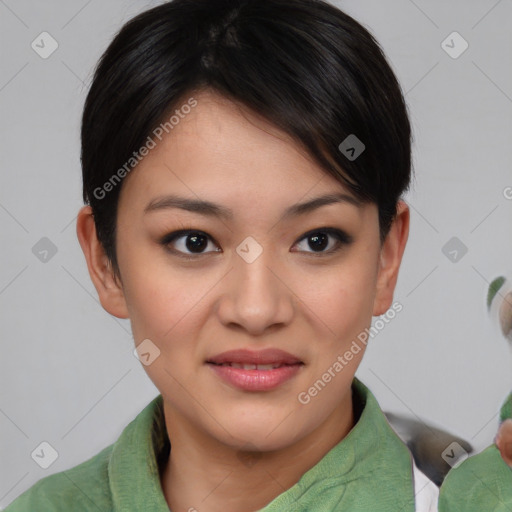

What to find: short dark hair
left=81, top=0, right=413, bottom=278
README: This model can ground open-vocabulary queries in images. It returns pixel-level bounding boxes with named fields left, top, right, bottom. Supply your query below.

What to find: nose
left=215, top=241, right=294, bottom=336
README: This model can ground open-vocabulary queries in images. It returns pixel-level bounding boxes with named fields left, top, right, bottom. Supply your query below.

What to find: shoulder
left=4, top=395, right=165, bottom=512
left=438, top=444, right=512, bottom=512
left=3, top=443, right=114, bottom=512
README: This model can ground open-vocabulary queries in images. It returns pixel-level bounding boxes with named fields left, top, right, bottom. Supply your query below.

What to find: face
left=79, top=89, right=408, bottom=452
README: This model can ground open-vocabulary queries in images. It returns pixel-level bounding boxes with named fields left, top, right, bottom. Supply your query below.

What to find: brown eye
left=160, top=230, right=221, bottom=257
left=292, top=228, right=352, bottom=255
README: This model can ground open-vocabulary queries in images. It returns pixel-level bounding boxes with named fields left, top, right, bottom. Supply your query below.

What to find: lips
left=206, top=348, right=303, bottom=367
left=206, top=349, right=304, bottom=391
left=214, top=362, right=284, bottom=370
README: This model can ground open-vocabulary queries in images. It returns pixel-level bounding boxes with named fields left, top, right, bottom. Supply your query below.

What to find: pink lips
left=206, top=349, right=304, bottom=391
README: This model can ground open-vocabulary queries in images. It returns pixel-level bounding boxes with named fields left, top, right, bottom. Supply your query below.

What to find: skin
left=496, top=419, right=512, bottom=467
left=77, top=90, right=410, bottom=512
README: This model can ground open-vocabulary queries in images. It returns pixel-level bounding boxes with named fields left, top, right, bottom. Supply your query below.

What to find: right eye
left=160, top=230, right=221, bottom=259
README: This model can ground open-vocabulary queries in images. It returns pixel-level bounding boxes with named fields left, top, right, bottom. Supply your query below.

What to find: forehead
left=117, top=90, right=365, bottom=219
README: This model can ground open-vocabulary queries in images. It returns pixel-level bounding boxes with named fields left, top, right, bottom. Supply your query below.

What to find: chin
left=226, top=430, right=297, bottom=453
left=210, top=408, right=308, bottom=452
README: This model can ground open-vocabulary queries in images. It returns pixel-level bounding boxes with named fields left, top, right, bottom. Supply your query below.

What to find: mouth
left=206, top=348, right=303, bottom=366
left=208, top=362, right=297, bottom=370
left=206, top=349, right=304, bottom=391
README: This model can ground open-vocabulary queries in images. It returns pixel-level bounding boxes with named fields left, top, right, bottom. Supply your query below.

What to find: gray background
left=1, top=0, right=511, bottom=507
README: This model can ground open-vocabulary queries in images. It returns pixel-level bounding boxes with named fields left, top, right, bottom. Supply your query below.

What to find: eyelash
left=159, top=227, right=353, bottom=260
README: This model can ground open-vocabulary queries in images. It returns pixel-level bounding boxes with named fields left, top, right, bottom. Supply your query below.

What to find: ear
left=76, top=206, right=129, bottom=319
left=372, top=200, right=410, bottom=316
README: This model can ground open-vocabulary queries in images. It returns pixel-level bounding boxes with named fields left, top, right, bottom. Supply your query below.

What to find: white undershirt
left=412, top=459, right=439, bottom=512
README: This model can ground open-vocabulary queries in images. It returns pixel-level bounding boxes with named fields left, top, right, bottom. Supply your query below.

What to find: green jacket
left=439, top=392, right=512, bottom=511
left=5, top=379, right=424, bottom=511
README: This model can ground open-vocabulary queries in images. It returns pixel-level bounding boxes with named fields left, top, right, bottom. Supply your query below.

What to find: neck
left=159, top=392, right=355, bottom=512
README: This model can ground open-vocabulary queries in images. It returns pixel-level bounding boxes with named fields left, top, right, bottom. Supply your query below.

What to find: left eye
left=292, top=228, right=351, bottom=255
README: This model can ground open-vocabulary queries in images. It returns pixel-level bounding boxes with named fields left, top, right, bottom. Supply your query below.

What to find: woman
left=5, top=0, right=439, bottom=510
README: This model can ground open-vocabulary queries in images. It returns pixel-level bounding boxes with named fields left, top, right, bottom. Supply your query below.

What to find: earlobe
left=76, top=206, right=130, bottom=319
left=372, top=200, right=410, bottom=316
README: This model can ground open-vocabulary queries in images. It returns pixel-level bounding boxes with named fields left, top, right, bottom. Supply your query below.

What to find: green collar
left=109, top=378, right=415, bottom=511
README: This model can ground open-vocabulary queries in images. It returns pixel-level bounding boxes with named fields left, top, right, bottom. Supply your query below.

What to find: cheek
left=116, top=236, right=190, bottom=334
left=122, top=264, right=209, bottom=390
left=123, top=266, right=205, bottom=343
left=294, top=252, right=379, bottom=342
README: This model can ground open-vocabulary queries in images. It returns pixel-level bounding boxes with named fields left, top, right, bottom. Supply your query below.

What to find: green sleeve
left=439, top=393, right=512, bottom=511
left=439, top=445, right=512, bottom=511
left=500, top=392, right=512, bottom=423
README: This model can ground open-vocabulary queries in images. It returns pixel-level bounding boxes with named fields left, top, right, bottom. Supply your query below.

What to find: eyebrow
left=144, top=192, right=363, bottom=220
